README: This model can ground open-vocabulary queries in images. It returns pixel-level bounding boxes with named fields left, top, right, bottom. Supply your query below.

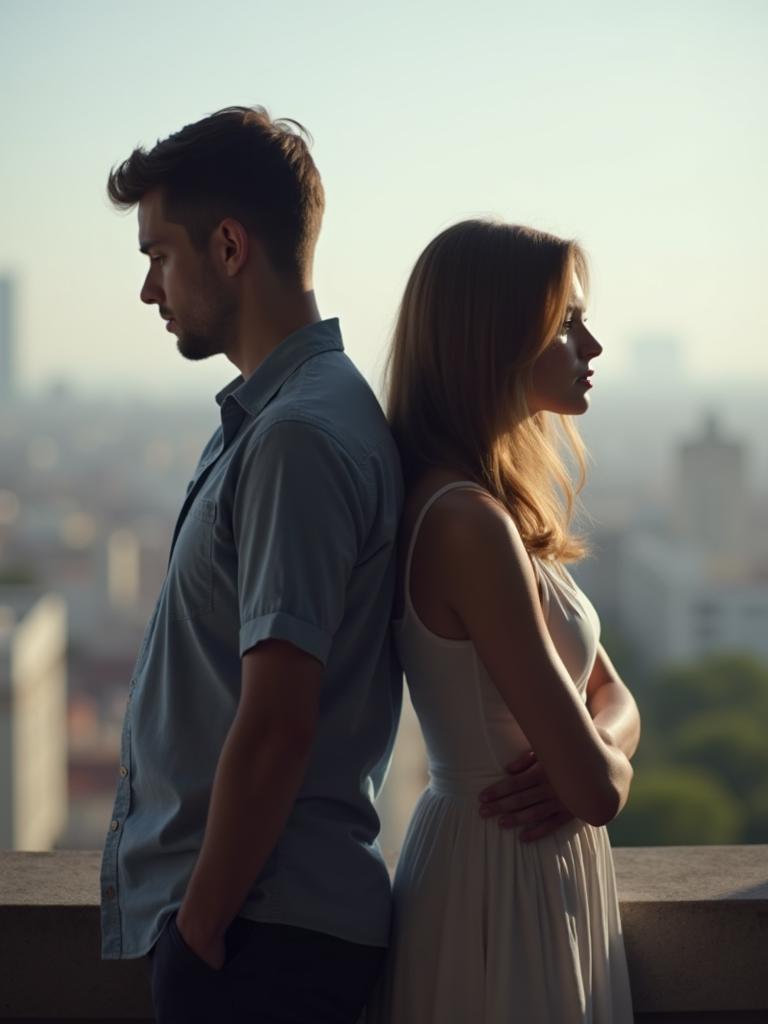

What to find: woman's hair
left=386, top=219, right=589, bottom=562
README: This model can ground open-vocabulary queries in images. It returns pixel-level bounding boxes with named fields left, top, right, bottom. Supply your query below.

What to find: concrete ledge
left=1, top=847, right=767, bottom=1021
left=613, top=846, right=768, bottom=1015
left=0, top=852, right=151, bottom=1021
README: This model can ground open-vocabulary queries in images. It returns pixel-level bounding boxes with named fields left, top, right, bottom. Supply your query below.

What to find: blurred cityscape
left=1, top=275, right=768, bottom=852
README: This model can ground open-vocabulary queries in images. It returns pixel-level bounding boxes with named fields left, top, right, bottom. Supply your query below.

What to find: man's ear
left=213, top=219, right=249, bottom=277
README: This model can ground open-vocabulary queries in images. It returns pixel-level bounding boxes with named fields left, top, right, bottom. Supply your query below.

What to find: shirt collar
left=216, top=318, right=344, bottom=419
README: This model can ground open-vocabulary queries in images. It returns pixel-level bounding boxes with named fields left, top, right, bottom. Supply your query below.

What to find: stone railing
left=1, top=846, right=767, bottom=1022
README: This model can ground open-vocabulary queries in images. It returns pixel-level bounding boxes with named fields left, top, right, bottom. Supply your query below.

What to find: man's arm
left=479, top=644, right=641, bottom=840
left=176, top=639, right=321, bottom=968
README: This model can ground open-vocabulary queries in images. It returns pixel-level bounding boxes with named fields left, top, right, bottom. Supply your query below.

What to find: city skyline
left=1, top=0, right=767, bottom=398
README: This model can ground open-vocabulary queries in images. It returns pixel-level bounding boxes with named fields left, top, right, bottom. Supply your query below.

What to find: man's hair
left=107, top=106, right=325, bottom=282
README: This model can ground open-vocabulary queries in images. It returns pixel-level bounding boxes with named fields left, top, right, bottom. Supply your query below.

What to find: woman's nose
left=581, top=327, right=603, bottom=359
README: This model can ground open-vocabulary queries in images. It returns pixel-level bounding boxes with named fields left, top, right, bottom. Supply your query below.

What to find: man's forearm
left=176, top=717, right=315, bottom=963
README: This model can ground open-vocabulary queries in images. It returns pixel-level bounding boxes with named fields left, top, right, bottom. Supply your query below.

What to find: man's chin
left=176, top=336, right=218, bottom=362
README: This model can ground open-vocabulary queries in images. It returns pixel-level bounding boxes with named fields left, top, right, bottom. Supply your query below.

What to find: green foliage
left=743, top=784, right=768, bottom=844
left=672, top=712, right=768, bottom=801
left=641, top=653, right=768, bottom=738
left=612, top=650, right=768, bottom=845
left=0, top=563, right=39, bottom=586
left=609, top=767, right=742, bottom=846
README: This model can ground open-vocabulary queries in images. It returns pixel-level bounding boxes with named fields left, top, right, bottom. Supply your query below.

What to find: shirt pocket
left=168, top=498, right=216, bottom=621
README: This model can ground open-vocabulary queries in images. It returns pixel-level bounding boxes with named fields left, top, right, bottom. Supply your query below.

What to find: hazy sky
left=1, top=0, right=766, bottom=400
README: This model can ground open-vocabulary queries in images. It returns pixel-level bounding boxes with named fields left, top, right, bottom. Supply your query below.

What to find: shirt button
left=119, top=766, right=128, bottom=778
left=105, top=886, right=116, bottom=899
left=111, top=820, right=120, bottom=831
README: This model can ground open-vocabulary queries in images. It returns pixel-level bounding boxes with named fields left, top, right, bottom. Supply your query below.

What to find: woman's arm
left=479, top=645, right=640, bottom=838
left=586, top=644, right=641, bottom=758
left=419, top=487, right=633, bottom=827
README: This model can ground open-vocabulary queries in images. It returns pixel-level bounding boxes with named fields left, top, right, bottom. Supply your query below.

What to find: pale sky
left=1, top=0, right=766, bottom=400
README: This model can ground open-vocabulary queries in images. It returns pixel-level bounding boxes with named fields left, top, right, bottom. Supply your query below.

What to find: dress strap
left=403, top=480, right=486, bottom=618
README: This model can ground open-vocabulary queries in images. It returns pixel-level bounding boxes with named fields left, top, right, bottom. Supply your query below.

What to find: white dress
left=371, top=482, right=633, bottom=1024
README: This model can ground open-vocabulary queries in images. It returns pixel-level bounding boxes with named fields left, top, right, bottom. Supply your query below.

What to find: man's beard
left=177, top=326, right=224, bottom=362
left=175, top=266, right=238, bottom=363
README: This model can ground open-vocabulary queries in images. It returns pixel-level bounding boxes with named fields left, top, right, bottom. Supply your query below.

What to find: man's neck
left=233, top=289, right=322, bottom=380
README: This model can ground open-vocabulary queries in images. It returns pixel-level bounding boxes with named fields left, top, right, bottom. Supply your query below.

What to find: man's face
left=137, top=189, right=236, bottom=362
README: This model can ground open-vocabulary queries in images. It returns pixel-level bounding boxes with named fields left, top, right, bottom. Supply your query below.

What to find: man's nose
left=140, top=272, right=162, bottom=306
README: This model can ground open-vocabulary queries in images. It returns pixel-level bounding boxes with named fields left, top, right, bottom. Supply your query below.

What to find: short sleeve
left=234, top=419, right=369, bottom=664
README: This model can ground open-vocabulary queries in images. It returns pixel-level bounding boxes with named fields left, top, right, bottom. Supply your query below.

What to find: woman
left=371, top=221, right=639, bottom=1023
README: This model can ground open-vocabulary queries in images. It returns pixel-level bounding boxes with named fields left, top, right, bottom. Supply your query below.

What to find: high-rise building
left=617, top=418, right=767, bottom=669
left=676, top=414, right=748, bottom=566
left=0, top=277, right=13, bottom=399
left=0, top=591, right=68, bottom=849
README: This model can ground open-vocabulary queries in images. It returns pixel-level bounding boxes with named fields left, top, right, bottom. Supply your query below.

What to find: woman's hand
left=479, top=751, right=575, bottom=841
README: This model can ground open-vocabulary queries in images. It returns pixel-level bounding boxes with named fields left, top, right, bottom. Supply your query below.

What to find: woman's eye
left=560, top=319, right=573, bottom=335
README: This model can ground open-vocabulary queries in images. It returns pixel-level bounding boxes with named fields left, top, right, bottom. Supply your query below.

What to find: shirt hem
left=237, top=904, right=390, bottom=948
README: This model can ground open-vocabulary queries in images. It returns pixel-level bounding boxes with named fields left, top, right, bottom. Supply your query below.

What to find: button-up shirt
left=101, top=319, right=403, bottom=958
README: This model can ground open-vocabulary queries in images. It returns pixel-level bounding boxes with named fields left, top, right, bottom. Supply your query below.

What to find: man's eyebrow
left=139, top=239, right=160, bottom=254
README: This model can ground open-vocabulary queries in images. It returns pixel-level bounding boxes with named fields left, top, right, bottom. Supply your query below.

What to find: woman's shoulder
left=404, top=470, right=528, bottom=571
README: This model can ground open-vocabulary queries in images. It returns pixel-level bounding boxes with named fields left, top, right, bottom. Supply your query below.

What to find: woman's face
left=526, top=274, right=602, bottom=416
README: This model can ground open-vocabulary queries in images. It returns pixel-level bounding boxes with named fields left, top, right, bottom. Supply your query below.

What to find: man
left=100, top=107, right=403, bottom=1024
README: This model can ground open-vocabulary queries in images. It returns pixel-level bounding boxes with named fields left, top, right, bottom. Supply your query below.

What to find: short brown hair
left=387, top=219, right=589, bottom=561
left=107, top=106, right=325, bottom=282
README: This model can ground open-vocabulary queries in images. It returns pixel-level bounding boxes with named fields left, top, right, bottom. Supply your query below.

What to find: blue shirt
left=101, top=319, right=403, bottom=959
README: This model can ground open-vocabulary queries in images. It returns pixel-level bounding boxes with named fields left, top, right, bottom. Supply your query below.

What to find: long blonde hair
left=386, top=219, right=589, bottom=562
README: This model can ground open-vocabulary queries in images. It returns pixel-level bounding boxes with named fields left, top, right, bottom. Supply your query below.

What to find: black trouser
left=147, top=913, right=385, bottom=1024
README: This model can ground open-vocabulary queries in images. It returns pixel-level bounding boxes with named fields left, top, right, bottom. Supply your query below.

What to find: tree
left=671, top=712, right=768, bottom=802
left=609, top=767, right=742, bottom=846
left=641, top=653, right=768, bottom=739
left=628, top=652, right=768, bottom=843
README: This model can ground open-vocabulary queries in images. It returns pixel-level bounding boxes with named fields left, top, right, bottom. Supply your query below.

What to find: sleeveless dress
left=370, top=482, right=633, bottom=1024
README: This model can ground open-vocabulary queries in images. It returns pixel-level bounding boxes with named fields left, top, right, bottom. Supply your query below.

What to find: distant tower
left=0, top=593, right=68, bottom=850
left=0, top=277, right=13, bottom=398
left=676, top=415, right=748, bottom=563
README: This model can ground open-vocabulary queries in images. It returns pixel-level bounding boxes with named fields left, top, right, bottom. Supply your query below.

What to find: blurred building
left=615, top=417, right=768, bottom=669
left=375, top=687, right=428, bottom=852
left=676, top=414, right=749, bottom=567
left=619, top=533, right=768, bottom=668
left=0, top=590, right=68, bottom=849
left=0, top=392, right=219, bottom=846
